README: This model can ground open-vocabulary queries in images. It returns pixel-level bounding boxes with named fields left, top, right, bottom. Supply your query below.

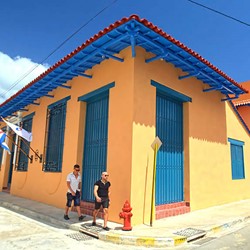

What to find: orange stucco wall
left=232, top=80, right=250, bottom=130
left=1, top=46, right=250, bottom=226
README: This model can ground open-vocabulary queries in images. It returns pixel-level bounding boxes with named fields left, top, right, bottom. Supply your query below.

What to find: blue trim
left=228, top=138, right=245, bottom=180
left=228, top=138, right=244, bottom=146
left=229, top=101, right=250, bottom=134
left=44, top=98, right=69, bottom=172
left=48, top=96, right=71, bottom=109
left=78, top=82, right=115, bottom=102
left=151, top=80, right=192, bottom=103
left=0, top=18, right=245, bottom=118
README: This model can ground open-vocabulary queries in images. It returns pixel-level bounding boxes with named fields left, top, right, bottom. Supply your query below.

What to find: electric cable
left=0, top=0, right=118, bottom=100
left=187, top=0, right=250, bottom=27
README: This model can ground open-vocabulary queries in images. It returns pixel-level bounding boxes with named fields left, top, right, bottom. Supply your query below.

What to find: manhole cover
left=174, top=228, right=206, bottom=241
left=66, top=232, right=94, bottom=241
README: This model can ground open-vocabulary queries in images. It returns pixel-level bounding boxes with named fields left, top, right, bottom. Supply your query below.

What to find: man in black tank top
left=92, top=171, right=111, bottom=231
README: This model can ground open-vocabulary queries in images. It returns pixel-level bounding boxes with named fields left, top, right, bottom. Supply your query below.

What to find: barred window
left=0, top=127, right=7, bottom=171
left=0, top=147, right=3, bottom=170
left=43, top=96, right=70, bottom=172
left=228, top=138, right=245, bottom=180
left=16, top=113, right=34, bottom=171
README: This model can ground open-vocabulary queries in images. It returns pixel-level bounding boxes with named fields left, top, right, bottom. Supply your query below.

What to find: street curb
left=98, top=232, right=187, bottom=247
left=0, top=201, right=75, bottom=230
left=98, top=216, right=250, bottom=248
left=1, top=199, right=250, bottom=248
left=207, top=216, right=250, bottom=235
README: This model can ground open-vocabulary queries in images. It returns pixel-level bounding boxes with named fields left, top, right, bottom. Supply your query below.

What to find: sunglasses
left=105, top=174, right=109, bottom=177
left=75, top=169, right=80, bottom=172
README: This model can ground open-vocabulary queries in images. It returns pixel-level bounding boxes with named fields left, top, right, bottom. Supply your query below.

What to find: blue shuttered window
left=82, top=92, right=109, bottom=201
left=156, top=92, right=184, bottom=204
left=17, top=113, right=34, bottom=171
left=0, top=147, right=3, bottom=170
left=78, top=83, right=114, bottom=202
left=152, top=80, right=191, bottom=205
left=0, top=127, right=7, bottom=171
left=43, top=96, right=70, bottom=172
left=228, top=138, right=245, bottom=180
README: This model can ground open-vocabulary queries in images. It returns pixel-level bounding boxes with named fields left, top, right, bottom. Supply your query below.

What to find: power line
left=187, top=0, right=250, bottom=27
left=1, top=0, right=118, bottom=99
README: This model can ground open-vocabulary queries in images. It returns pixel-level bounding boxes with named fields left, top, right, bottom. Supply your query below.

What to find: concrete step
left=156, top=202, right=190, bottom=219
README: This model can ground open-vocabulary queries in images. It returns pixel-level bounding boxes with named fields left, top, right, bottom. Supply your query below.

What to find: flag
left=0, top=129, right=11, bottom=154
left=2, top=118, right=32, bottom=142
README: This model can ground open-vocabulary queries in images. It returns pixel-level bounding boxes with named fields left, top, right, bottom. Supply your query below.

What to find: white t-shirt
left=66, top=172, right=81, bottom=193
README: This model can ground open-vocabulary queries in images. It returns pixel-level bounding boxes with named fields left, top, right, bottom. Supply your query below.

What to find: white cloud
left=0, top=51, right=49, bottom=104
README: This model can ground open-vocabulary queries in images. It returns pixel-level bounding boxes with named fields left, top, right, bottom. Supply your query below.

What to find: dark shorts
left=95, top=197, right=109, bottom=209
left=66, top=191, right=80, bottom=207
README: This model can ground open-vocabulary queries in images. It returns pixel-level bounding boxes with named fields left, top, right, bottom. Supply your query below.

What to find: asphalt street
left=0, top=206, right=160, bottom=250
left=184, top=221, right=250, bottom=250
left=1, top=205, right=250, bottom=250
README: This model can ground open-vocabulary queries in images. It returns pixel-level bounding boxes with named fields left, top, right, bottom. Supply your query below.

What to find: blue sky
left=1, top=0, right=250, bottom=103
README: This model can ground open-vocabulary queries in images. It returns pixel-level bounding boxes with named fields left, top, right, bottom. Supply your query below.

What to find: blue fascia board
left=78, top=82, right=115, bottom=102
left=228, top=138, right=245, bottom=146
left=48, top=96, right=71, bottom=109
left=151, top=80, right=192, bottom=103
left=0, top=19, right=244, bottom=118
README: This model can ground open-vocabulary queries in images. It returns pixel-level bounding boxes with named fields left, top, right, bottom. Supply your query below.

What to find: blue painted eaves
left=0, top=15, right=246, bottom=118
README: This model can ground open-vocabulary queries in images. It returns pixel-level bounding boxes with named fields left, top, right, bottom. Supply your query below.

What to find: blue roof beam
left=99, top=51, right=124, bottom=62
left=137, top=31, right=243, bottom=95
left=145, top=53, right=169, bottom=63
left=44, top=94, right=54, bottom=98
left=179, top=71, right=200, bottom=80
left=32, top=102, right=40, bottom=106
left=125, top=21, right=141, bottom=58
left=58, top=85, right=71, bottom=89
left=203, top=86, right=221, bottom=92
left=75, top=72, right=92, bottom=79
left=130, top=34, right=136, bottom=57
left=199, top=72, right=235, bottom=94
left=221, top=95, right=239, bottom=102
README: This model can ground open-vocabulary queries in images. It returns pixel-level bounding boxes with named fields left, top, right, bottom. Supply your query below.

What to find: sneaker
left=64, top=214, right=70, bottom=220
left=92, top=222, right=96, bottom=226
left=102, top=226, right=110, bottom=231
left=79, top=215, right=85, bottom=221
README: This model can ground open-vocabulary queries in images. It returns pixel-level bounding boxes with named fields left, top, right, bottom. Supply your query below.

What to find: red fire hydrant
left=119, top=200, right=133, bottom=231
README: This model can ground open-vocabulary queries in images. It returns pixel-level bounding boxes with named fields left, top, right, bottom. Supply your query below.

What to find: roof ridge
left=0, top=14, right=247, bottom=109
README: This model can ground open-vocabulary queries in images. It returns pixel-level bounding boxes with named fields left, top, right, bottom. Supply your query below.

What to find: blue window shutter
left=82, top=92, right=109, bottom=202
left=228, top=138, right=245, bottom=180
left=17, top=113, right=34, bottom=171
left=0, top=147, right=3, bottom=170
left=44, top=97, right=70, bottom=172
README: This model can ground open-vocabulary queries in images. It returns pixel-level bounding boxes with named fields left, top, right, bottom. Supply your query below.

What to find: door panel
left=82, top=93, right=109, bottom=201
left=156, top=93, right=184, bottom=205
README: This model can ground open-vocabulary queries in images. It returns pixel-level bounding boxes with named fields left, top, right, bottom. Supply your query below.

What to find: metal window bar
left=16, top=118, right=33, bottom=171
left=43, top=102, right=67, bottom=172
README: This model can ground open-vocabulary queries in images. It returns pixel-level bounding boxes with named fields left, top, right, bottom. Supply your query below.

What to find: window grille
left=43, top=97, right=70, bottom=172
left=16, top=113, right=34, bottom=171
left=228, top=138, right=245, bottom=180
left=0, top=147, right=3, bottom=170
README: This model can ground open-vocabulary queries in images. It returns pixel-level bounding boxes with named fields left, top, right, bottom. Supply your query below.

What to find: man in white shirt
left=64, top=164, right=85, bottom=221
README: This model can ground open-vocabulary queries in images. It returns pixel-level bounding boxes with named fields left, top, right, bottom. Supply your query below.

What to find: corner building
left=0, top=15, right=250, bottom=225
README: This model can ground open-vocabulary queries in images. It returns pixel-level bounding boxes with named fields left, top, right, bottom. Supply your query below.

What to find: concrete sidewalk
left=0, top=192, right=250, bottom=248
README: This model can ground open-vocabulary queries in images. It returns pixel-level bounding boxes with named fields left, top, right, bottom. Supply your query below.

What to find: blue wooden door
left=156, top=92, right=184, bottom=205
left=82, top=92, right=109, bottom=201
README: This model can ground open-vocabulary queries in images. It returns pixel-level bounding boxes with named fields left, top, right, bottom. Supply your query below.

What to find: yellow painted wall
left=130, top=47, right=250, bottom=223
